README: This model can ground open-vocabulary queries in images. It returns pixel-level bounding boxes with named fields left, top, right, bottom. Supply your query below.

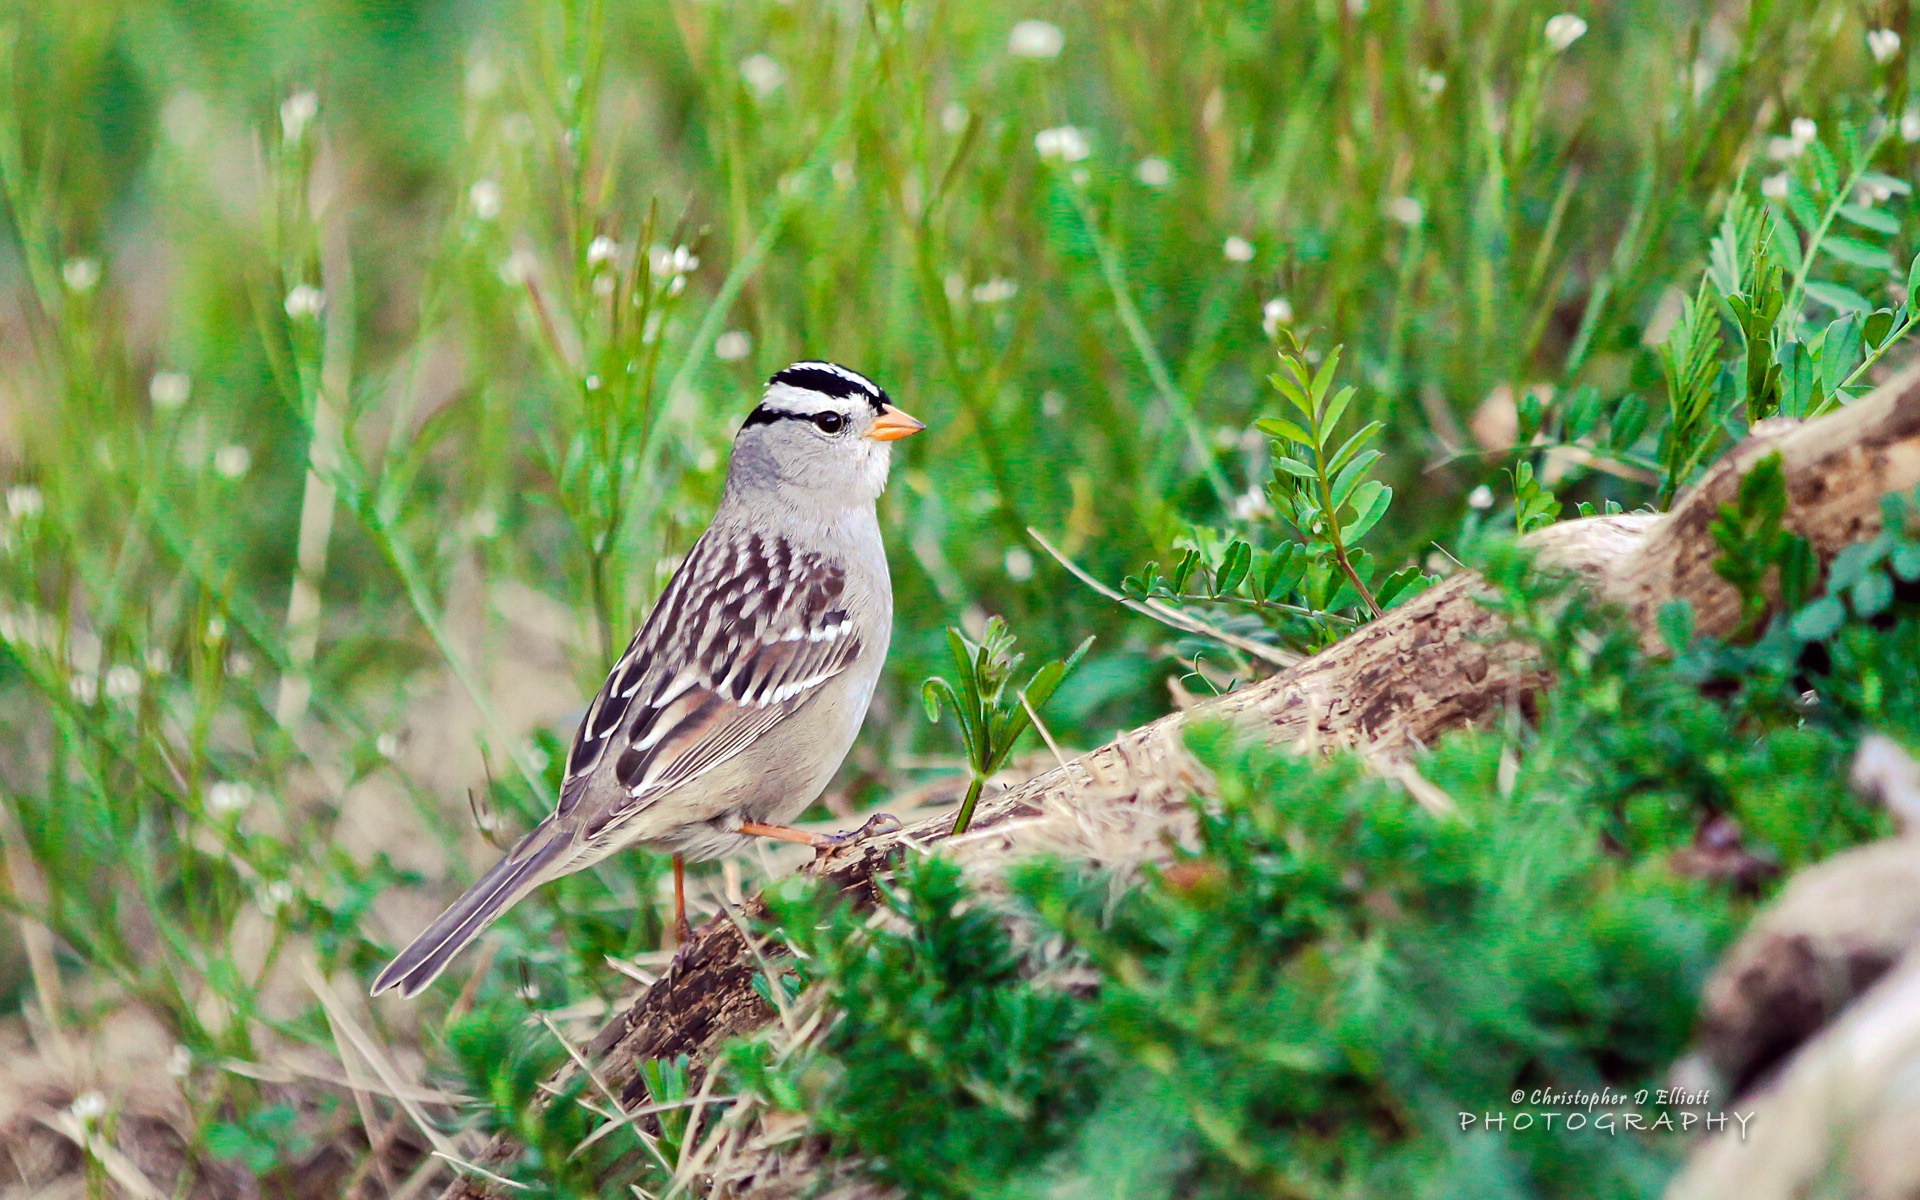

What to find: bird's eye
left=812, top=412, right=847, bottom=435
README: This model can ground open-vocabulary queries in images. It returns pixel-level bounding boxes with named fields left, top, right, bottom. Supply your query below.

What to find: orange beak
left=865, top=403, right=926, bottom=442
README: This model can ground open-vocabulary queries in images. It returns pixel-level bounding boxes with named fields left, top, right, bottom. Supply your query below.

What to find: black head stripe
left=766, top=362, right=889, bottom=414
left=742, top=405, right=800, bottom=429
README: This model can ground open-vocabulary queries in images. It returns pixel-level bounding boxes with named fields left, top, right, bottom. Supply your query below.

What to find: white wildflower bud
left=1135, top=156, right=1172, bottom=187
left=149, top=371, right=191, bottom=409
left=1004, top=547, right=1035, bottom=581
left=469, top=180, right=502, bottom=220
left=586, top=235, right=619, bottom=267
left=1222, top=236, right=1255, bottom=263
left=70, top=673, right=99, bottom=706
left=280, top=91, right=319, bottom=142
left=1761, top=172, right=1790, bottom=200
left=1418, top=68, right=1447, bottom=95
left=1008, top=19, right=1064, bottom=59
left=1468, top=484, right=1496, bottom=509
left=283, top=284, right=326, bottom=319
left=213, top=445, right=251, bottom=479
left=740, top=53, right=785, bottom=99
left=1034, top=125, right=1090, bottom=163
left=1262, top=297, right=1294, bottom=339
left=6, top=486, right=44, bottom=521
left=1386, top=196, right=1425, bottom=226
left=714, top=330, right=752, bottom=361
left=1790, top=117, right=1818, bottom=145
left=258, top=880, right=296, bottom=915
left=69, top=1092, right=108, bottom=1124
left=207, top=781, right=254, bottom=815
left=971, top=278, right=1018, bottom=304
left=103, top=665, right=140, bottom=702
left=1868, top=29, right=1902, bottom=65
left=62, top=258, right=100, bottom=293
left=1543, top=14, right=1587, bottom=53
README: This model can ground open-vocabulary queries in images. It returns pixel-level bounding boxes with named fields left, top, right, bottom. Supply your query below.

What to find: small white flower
left=467, top=507, right=500, bottom=538
left=1034, top=125, right=1090, bottom=163
left=1222, top=236, right=1255, bottom=263
left=1766, top=135, right=1806, bottom=161
left=971, top=278, right=1019, bottom=304
left=1761, top=171, right=1790, bottom=200
left=469, top=180, right=502, bottom=220
left=586, top=235, right=619, bottom=267
left=584, top=374, right=602, bottom=391
left=62, top=258, right=100, bottom=293
left=1004, top=546, right=1035, bottom=581
left=499, top=249, right=536, bottom=286
left=284, top=284, right=326, bottom=319
left=1386, top=195, right=1425, bottom=226
left=1868, top=29, right=1902, bottom=65
left=213, top=445, right=251, bottom=479
left=1262, top=297, right=1294, bottom=339
left=149, top=371, right=191, bottom=409
left=1790, top=116, right=1818, bottom=145
left=207, top=781, right=254, bottom=815
left=144, top=648, right=170, bottom=674
left=166, top=1044, right=192, bottom=1077
left=1858, top=176, right=1897, bottom=206
left=740, top=53, right=786, bottom=99
left=524, top=743, right=549, bottom=772
left=258, top=880, right=296, bottom=915
left=6, top=486, right=43, bottom=521
left=517, top=980, right=542, bottom=1001
left=941, top=103, right=969, bottom=135
left=1134, top=156, right=1172, bottom=187
left=831, top=159, right=856, bottom=188
left=650, top=244, right=699, bottom=276
left=1904, top=109, right=1920, bottom=142
left=69, top=1092, right=108, bottom=1124
left=103, top=665, right=140, bottom=702
left=1543, top=13, right=1587, bottom=53
left=1229, top=487, right=1272, bottom=522
left=465, top=58, right=503, bottom=99
left=1468, top=484, right=1495, bottom=509
left=714, top=330, right=752, bottom=361
left=280, top=91, right=319, bottom=142
left=1418, top=68, right=1447, bottom=95
left=70, top=673, right=99, bottom=706
left=203, top=616, right=226, bottom=645
left=225, top=651, right=253, bottom=678
left=375, top=732, right=401, bottom=760
left=1041, top=391, right=1065, bottom=417
left=1008, top=19, right=1065, bottom=59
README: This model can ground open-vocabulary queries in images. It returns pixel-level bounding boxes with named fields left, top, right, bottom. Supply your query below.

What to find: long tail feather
left=370, top=826, right=572, bottom=998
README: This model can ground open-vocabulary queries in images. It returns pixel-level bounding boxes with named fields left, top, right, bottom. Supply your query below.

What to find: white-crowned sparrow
left=371, top=362, right=923, bottom=997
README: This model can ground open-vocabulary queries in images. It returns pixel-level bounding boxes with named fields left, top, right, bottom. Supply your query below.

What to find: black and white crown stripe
left=555, top=528, right=863, bottom=824
left=742, top=361, right=890, bottom=431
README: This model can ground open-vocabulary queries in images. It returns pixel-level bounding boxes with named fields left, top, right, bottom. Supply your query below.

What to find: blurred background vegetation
left=0, top=0, right=1916, bottom=1195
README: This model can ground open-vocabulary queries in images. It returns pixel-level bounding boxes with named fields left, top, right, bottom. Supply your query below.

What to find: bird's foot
left=809, top=812, right=903, bottom=861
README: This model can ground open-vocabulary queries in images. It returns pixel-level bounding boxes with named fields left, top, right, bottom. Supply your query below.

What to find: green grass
left=0, top=0, right=1915, bottom=1194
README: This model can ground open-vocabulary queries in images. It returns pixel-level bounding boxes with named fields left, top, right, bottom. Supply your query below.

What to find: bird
left=371, top=361, right=924, bottom=998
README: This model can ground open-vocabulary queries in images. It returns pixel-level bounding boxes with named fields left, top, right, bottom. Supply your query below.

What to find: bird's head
left=729, top=361, right=924, bottom=503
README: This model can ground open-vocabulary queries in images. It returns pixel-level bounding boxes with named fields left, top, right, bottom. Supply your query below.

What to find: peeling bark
left=439, top=362, right=1920, bottom=1199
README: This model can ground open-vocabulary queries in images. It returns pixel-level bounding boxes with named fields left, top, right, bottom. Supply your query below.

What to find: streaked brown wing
left=554, top=528, right=862, bottom=828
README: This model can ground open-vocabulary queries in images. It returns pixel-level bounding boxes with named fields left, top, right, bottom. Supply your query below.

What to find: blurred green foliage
left=740, top=528, right=1920, bottom=1199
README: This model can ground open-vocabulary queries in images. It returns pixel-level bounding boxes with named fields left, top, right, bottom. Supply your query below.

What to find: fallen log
left=440, top=360, right=1920, bottom=1198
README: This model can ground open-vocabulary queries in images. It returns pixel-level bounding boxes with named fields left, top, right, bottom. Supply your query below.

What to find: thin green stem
left=950, top=774, right=986, bottom=838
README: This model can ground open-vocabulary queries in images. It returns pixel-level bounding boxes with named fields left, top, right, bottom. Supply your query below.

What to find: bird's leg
left=738, top=812, right=904, bottom=860
left=671, top=853, right=691, bottom=947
